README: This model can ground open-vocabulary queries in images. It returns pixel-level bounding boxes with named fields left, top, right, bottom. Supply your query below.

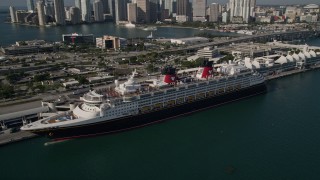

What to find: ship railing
left=104, top=73, right=248, bottom=103
left=41, top=113, right=66, bottom=124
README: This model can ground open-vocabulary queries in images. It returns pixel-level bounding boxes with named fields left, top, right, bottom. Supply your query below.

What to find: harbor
left=1, top=62, right=320, bottom=146
left=1, top=26, right=320, bottom=145
left=1, top=2, right=320, bottom=179
left=0, top=131, right=37, bottom=147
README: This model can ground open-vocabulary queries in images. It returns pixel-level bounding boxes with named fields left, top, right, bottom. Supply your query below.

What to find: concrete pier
left=0, top=131, right=38, bottom=147
left=267, top=64, right=320, bottom=81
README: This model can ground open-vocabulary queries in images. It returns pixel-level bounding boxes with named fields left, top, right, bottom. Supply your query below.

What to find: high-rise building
left=127, top=3, right=137, bottom=23
left=209, top=3, right=219, bottom=22
left=193, top=0, right=207, bottom=22
left=75, top=0, right=81, bottom=9
left=222, top=11, right=228, bottom=23
left=101, top=0, right=110, bottom=14
left=70, top=6, right=81, bottom=24
left=54, top=0, right=66, bottom=25
left=26, top=0, right=35, bottom=12
left=44, top=1, right=55, bottom=17
left=176, top=0, right=188, bottom=15
left=137, top=0, right=150, bottom=23
left=37, top=1, right=46, bottom=26
left=149, top=0, right=158, bottom=23
left=229, top=0, right=256, bottom=23
left=115, top=0, right=128, bottom=24
left=176, top=0, right=190, bottom=22
left=81, top=0, right=91, bottom=22
left=65, top=7, right=71, bottom=20
left=164, top=0, right=173, bottom=15
left=9, top=6, right=17, bottom=23
left=250, top=0, right=256, bottom=17
left=94, top=0, right=104, bottom=22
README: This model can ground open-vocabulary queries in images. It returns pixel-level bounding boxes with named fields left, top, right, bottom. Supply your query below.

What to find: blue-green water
left=0, top=9, right=233, bottom=46
left=1, top=7, right=320, bottom=180
left=1, top=67, right=320, bottom=180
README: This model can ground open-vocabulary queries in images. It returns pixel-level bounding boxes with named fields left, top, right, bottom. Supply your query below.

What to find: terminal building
left=0, top=107, right=49, bottom=131
left=1, top=44, right=55, bottom=55
left=96, top=35, right=127, bottom=50
left=197, top=47, right=219, bottom=59
left=62, top=33, right=95, bottom=45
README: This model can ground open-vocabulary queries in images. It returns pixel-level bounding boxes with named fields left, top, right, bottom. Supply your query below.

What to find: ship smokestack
left=201, top=60, right=214, bottom=79
left=162, top=66, right=177, bottom=84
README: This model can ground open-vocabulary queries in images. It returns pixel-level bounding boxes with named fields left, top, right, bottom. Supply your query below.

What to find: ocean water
left=1, top=6, right=320, bottom=180
left=0, top=8, right=234, bottom=46
left=1, top=62, right=320, bottom=180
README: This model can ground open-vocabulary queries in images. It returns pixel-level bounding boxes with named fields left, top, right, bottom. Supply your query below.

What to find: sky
left=0, top=0, right=319, bottom=7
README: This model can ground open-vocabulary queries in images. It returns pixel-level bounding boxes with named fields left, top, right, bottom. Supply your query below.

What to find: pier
left=0, top=131, right=37, bottom=147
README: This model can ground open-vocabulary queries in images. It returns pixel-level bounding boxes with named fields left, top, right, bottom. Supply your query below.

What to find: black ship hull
left=31, top=83, right=267, bottom=140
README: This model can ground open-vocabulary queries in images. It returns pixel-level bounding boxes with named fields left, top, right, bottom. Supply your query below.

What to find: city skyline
left=1, top=0, right=320, bottom=7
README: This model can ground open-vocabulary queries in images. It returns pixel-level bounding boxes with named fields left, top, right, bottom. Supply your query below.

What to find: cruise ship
left=21, top=61, right=266, bottom=140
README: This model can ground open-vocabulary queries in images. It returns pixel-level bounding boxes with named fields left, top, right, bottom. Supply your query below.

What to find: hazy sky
left=0, top=0, right=319, bottom=7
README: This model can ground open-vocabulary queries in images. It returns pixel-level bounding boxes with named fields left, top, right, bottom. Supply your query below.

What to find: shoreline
left=1, top=64, right=320, bottom=147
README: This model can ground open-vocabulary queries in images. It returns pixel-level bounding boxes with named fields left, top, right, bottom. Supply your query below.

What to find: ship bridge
left=82, top=91, right=104, bottom=104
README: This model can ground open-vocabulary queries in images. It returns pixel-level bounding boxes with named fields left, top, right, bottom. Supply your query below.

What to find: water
left=1, top=6, right=320, bottom=180
left=1, top=67, right=320, bottom=179
left=0, top=8, right=234, bottom=46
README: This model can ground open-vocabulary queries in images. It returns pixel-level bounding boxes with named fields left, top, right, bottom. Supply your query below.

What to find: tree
left=0, top=83, right=14, bottom=98
left=218, top=54, right=235, bottom=64
left=146, top=64, right=155, bottom=73
left=34, top=73, right=50, bottom=82
left=74, top=75, right=88, bottom=84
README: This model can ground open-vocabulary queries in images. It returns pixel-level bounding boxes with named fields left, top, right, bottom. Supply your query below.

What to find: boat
left=21, top=60, right=266, bottom=140
left=142, top=26, right=157, bottom=31
left=147, top=32, right=153, bottom=39
left=124, top=22, right=136, bottom=28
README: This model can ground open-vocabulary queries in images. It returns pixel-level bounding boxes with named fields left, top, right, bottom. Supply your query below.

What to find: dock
left=267, top=64, right=320, bottom=81
left=0, top=131, right=38, bottom=147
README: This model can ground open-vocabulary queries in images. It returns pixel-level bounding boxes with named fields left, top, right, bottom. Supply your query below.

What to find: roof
left=87, top=76, right=114, bottom=81
left=304, top=4, right=319, bottom=9
left=63, top=80, right=79, bottom=85
left=0, top=106, right=49, bottom=121
left=171, top=37, right=209, bottom=41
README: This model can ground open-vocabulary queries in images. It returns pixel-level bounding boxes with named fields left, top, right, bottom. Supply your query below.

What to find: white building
left=170, top=37, right=209, bottom=45
left=9, top=6, right=17, bottom=23
left=37, top=1, right=46, bottom=26
left=285, top=6, right=297, bottom=20
left=176, top=15, right=189, bottom=22
left=63, top=80, right=79, bottom=87
left=193, top=0, right=207, bottom=22
left=256, top=16, right=271, bottom=23
left=304, top=4, right=319, bottom=13
left=127, top=3, right=137, bottom=23
left=87, top=76, right=114, bottom=83
left=222, top=12, right=229, bottom=23
left=229, top=0, right=256, bottom=23
left=81, top=0, right=91, bottom=22
left=197, top=47, right=219, bottom=58
left=165, top=0, right=173, bottom=15
left=26, top=0, right=35, bottom=12
left=300, top=14, right=318, bottom=23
